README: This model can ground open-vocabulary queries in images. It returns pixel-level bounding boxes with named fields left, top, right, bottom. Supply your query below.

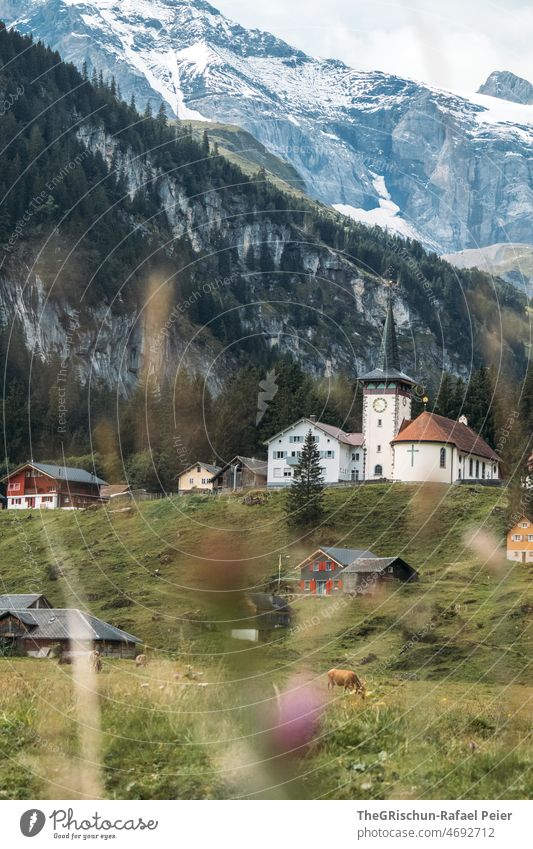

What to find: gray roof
left=4, top=462, right=107, bottom=486
left=178, top=461, right=221, bottom=477
left=213, top=456, right=267, bottom=477
left=0, top=608, right=141, bottom=643
left=0, top=594, right=48, bottom=608
left=342, top=556, right=402, bottom=573
left=322, top=547, right=377, bottom=566
left=358, top=366, right=416, bottom=384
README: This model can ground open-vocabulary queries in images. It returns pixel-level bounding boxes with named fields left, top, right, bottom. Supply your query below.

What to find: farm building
left=177, top=462, right=221, bottom=494
left=507, top=515, right=533, bottom=563
left=340, top=557, right=418, bottom=594
left=298, top=547, right=417, bottom=595
left=0, top=602, right=141, bottom=658
left=298, top=547, right=376, bottom=595
left=211, top=456, right=267, bottom=491
left=2, top=462, right=107, bottom=509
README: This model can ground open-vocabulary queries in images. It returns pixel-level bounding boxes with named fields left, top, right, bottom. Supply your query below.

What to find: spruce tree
left=285, top=429, right=325, bottom=526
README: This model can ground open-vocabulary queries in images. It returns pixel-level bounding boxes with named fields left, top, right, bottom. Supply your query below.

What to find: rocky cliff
left=2, top=0, right=533, bottom=254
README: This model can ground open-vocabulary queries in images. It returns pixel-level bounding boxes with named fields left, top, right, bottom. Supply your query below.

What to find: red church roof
left=391, top=412, right=500, bottom=461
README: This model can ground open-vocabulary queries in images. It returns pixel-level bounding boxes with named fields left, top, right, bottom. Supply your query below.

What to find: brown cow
left=327, top=668, right=366, bottom=698
left=135, top=653, right=147, bottom=668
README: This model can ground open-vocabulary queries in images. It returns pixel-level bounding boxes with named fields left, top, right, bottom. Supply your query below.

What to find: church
left=265, top=293, right=501, bottom=486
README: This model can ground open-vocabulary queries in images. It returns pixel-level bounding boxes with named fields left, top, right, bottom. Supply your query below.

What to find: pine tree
left=284, top=429, right=325, bottom=526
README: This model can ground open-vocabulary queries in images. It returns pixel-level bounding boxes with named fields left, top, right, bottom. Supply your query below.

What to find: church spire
left=379, top=287, right=401, bottom=373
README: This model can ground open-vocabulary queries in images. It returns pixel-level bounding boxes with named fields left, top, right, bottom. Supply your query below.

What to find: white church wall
left=363, top=388, right=411, bottom=479
left=392, top=442, right=456, bottom=483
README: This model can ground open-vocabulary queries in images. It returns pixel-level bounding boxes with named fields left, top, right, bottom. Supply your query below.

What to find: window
left=319, top=450, right=335, bottom=459
left=273, top=451, right=286, bottom=459
left=528, top=535, right=533, bottom=542
left=469, top=458, right=473, bottom=476
left=313, top=562, right=319, bottom=572
left=25, top=471, right=31, bottom=478
left=189, top=477, right=194, bottom=485
left=326, top=561, right=332, bottom=571
left=482, top=462, right=486, bottom=479
left=377, top=419, right=382, bottom=427
left=376, top=445, right=381, bottom=453
left=7, top=482, right=20, bottom=492
left=273, top=468, right=282, bottom=477
left=283, top=469, right=292, bottom=477
left=458, top=469, right=462, bottom=479
left=512, top=535, right=522, bottom=541
left=521, top=522, right=529, bottom=528
left=201, top=478, right=208, bottom=485
left=440, top=447, right=446, bottom=468
left=374, top=464, right=383, bottom=476
left=289, top=435, right=303, bottom=443
left=304, top=581, right=310, bottom=590
left=196, top=465, right=201, bottom=473
left=476, top=460, right=479, bottom=477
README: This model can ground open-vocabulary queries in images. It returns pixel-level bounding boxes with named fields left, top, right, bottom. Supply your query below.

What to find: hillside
left=0, top=484, right=531, bottom=799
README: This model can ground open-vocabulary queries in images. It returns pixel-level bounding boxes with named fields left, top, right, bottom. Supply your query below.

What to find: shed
left=0, top=607, right=141, bottom=658
left=340, top=557, right=418, bottom=594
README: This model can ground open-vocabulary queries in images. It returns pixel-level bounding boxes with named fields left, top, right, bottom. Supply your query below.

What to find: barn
left=340, top=557, right=418, bottom=594
left=211, top=456, right=267, bottom=491
left=0, top=599, right=141, bottom=658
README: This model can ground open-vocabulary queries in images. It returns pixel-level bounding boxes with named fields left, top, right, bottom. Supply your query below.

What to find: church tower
left=359, top=288, right=415, bottom=479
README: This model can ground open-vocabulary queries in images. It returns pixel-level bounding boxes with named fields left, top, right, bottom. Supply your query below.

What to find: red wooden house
left=298, top=547, right=376, bottom=595
left=2, top=462, right=107, bottom=510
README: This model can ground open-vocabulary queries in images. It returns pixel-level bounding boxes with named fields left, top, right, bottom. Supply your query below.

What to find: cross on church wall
left=407, top=445, right=419, bottom=467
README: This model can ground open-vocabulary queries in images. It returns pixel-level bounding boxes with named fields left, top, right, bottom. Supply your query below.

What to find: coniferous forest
left=0, top=24, right=530, bottom=489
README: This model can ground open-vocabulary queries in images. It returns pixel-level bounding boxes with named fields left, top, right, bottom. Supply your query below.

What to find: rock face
left=478, top=71, right=533, bottom=105
left=2, top=0, right=533, bottom=254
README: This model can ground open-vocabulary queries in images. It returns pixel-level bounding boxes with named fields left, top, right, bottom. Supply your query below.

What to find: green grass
left=0, top=484, right=531, bottom=799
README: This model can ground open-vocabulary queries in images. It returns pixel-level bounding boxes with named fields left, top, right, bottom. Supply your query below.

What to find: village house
left=211, top=456, right=267, bottom=491
left=2, top=462, right=107, bottom=509
left=298, top=547, right=376, bottom=595
left=0, top=594, right=141, bottom=658
left=177, top=462, right=221, bottom=494
left=265, top=290, right=501, bottom=486
left=297, top=547, right=417, bottom=595
left=506, top=516, right=533, bottom=563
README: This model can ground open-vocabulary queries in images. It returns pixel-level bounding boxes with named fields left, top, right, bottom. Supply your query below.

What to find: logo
left=20, top=809, right=46, bottom=837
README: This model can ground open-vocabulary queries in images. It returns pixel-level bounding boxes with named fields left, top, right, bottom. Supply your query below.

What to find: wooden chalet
left=211, top=456, right=267, bottom=491
left=298, top=547, right=417, bottom=595
left=2, top=462, right=107, bottom=510
left=0, top=595, right=141, bottom=658
left=340, top=557, right=418, bottom=594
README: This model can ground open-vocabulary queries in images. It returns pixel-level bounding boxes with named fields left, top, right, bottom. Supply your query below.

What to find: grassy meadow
left=0, top=483, right=531, bottom=799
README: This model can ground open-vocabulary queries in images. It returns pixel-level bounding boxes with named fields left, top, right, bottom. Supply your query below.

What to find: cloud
left=215, top=0, right=533, bottom=91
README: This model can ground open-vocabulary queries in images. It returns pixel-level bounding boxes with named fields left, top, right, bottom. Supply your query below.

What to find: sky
left=214, top=0, right=533, bottom=92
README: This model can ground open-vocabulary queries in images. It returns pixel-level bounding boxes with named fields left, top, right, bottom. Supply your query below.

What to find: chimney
left=458, top=415, right=468, bottom=426
left=309, top=415, right=317, bottom=422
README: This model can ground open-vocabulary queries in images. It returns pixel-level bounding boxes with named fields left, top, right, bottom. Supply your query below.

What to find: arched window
left=374, top=464, right=383, bottom=477
left=439, top=447, right=446, bottom=468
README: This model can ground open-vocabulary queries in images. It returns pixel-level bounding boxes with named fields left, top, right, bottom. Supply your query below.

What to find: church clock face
left=373, top=397, right=387, bottom=413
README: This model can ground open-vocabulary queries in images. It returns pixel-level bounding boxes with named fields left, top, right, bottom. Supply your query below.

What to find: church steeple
left=379, top=288, right=401, bottom=373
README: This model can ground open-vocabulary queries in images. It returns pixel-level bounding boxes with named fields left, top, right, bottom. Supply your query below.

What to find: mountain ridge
left=2, top=0, right=533, bottom=254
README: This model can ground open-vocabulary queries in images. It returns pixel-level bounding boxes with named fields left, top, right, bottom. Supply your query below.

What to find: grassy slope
left=0, top=484, right=531, bottom=799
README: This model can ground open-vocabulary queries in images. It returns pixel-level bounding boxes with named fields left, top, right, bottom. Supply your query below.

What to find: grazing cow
left=89, top=649, right=102, bottom=673
left=135, top=653, right=147, bottom=668
left=327, top=668, right=366, bottom=698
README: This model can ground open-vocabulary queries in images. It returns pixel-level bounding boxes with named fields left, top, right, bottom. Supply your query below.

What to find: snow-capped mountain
left=2, top=0, right=533, bottom=253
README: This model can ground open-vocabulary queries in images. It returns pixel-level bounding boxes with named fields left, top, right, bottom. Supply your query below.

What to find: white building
left=265, top=291, right=501, bottom=486
left=265, top=417, right=364, bottom=486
